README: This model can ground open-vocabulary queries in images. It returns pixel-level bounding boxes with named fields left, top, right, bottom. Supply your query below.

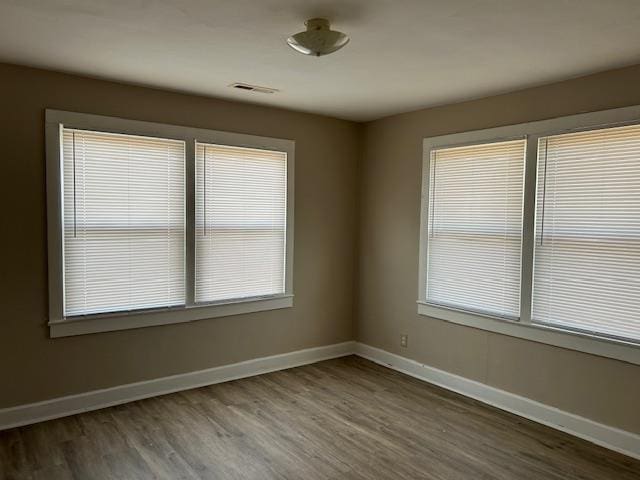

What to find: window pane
left=533, top=125, right=640, bottom=342
left=195, top=143, right=287, bottom=302
left=62, top=129, right=185, bottom=316
left=426, top=139, right=525, bottom=318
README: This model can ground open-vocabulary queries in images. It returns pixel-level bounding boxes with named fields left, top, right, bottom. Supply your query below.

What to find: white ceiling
left=1, top=0, right=640, bottom=121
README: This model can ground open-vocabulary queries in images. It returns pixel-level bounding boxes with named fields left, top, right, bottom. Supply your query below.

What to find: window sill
left=417, top=302, right=640, bottom=366
left=49, top=295, right=294, bottom=338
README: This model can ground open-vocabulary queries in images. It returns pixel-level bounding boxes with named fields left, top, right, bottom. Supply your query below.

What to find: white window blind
left=532, top=124, right=640, bottom=342
left=426, top=140, right=525, bottom=318
left=195, top=142, right=287, bottom=303
left=62, top=128, right=185, bottom=316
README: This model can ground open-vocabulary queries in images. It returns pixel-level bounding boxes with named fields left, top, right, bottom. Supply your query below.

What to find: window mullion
left=185, top=137, right=196, bottom=307
left=519, top=134, right=539, bottom=324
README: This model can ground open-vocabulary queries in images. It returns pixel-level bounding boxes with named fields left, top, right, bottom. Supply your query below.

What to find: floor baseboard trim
left=4, top=339, right=637, bottom=461
left=353, top=342, right=640, bottom=460
left=0, top=341, right=355, bottom=431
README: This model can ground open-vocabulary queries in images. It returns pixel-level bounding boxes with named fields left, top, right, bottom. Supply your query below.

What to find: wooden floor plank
left=1, top=356, right=638, bottom=479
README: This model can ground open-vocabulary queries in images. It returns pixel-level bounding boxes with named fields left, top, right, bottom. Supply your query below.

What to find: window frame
left=46, top=110, right=294, bottom=338
left=418, top=105, right=640, bottom=366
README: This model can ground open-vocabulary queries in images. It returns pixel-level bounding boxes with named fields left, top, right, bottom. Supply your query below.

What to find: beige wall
left=2, top=60, right=640, bottom=436
left=0, top=63, right=360, bottom=408
left=357, top=64, right=640, bottom=434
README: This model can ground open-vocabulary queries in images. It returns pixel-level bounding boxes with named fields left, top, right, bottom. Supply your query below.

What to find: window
left=533, top=125, right=640, bottom=342
left=47, top=110, right=294, bottom=337
left=426, top=140, right=525, bottom=319
left=195, top=143, right=287, bottom=302
left=419, top=106, right=640, bottom=365
left=61, top=129, right=185, bottom=316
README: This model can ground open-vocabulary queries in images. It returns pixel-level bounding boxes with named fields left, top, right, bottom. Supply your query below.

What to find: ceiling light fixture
left=286, top=18, right=349, bottom=57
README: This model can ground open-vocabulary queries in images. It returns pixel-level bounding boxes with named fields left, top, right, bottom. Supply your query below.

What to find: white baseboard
left=354, top=342, right=640, bottom=460
left=3, top=339, right=638, bottom=461
left=0, top=341, right=355, bottom=431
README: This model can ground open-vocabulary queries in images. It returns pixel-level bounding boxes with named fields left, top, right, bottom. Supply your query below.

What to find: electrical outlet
left=400, top=334, right=408, bottom=348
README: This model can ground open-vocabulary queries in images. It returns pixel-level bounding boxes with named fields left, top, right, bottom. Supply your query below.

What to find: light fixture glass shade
left=286, top=18, right=349, bottom=57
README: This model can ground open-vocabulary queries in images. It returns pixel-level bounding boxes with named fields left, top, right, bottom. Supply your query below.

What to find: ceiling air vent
left=229, top=83, right=279, bottom=94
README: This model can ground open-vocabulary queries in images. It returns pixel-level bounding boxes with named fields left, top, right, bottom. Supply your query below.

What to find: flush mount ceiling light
left=286, top=18, right=349, bottom=57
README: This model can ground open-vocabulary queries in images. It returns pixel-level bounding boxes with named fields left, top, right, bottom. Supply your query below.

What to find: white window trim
left=46, top=110, right=295, bottom=338
left=418, top=105, right=640, bottom=366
